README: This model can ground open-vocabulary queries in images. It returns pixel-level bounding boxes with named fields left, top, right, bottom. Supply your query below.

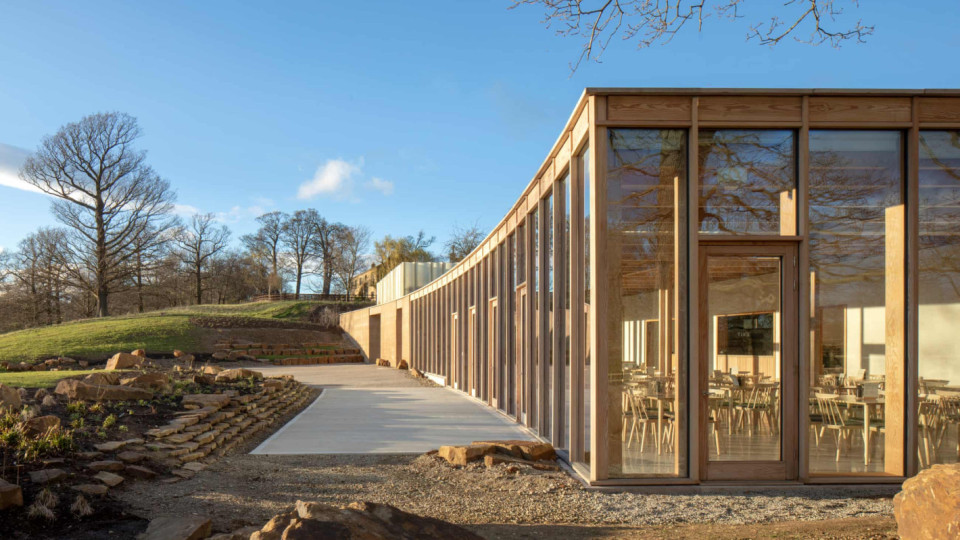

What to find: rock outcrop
left=894, top=463, right=960, bottom=540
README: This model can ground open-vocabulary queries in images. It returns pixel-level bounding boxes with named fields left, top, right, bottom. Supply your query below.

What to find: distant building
left=375, top=262, right=454, bottom=305
left=351, top=266, right=378, bottom=300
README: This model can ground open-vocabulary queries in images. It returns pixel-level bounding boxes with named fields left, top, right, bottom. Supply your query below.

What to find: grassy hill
left=0, top=300, right=370, bottom=363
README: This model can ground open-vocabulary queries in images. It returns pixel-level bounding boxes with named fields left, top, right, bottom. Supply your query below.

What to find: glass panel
left=918, top=130, right=960, bottom=469
left=606, top=129, right=686, bottom=477
left=698, top=130, right=796, bottom=235
left=808, top=130, right=903, bottom=475
left=707, top=255, right=782, bottom=462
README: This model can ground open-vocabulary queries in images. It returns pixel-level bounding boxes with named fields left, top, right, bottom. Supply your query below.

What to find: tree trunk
left=295, top=264, right=302, bottom=300
left=195, top=262, right=203, bottom=305
left=321, top=267, right=334, bottom=295
left=97, top=289, right=109, bottom=318
left=95, top=198, right=109, bottom=317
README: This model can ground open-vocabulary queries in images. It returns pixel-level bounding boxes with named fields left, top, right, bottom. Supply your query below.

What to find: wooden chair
left=816, top=393, right=864, bottom=462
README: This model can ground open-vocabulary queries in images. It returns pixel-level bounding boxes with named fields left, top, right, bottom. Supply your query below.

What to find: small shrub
left=118, top=425, right=128, bottom=433
left=70, top=417, right=85, bottom=430
left=36, top=488, right=59, bottom=509
left=27, top=501, right=56, bottom=521
left=70, top=495, right=93, bottom=518
left=20, top=405, right=38, bottom=421
left=101, top=414, right=117, bottom=430
left=65, top=402, right=87, bottom=416
left=88, top=403, right=104, bottom=414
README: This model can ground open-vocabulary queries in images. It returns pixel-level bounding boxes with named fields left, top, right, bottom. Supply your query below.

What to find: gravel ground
left=117, top=452, right=894, bottom=536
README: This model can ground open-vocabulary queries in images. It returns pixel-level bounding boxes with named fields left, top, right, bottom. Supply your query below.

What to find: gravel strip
left=116, top=453, right=894, bottom=533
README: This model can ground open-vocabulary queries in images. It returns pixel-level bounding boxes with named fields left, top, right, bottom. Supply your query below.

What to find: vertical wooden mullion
left=570, top=150, right=585, bottom=462
left=906, top=97, right=920, bottom=477
left=797, top=95, right=811, bottom=482
left=589, top=95, right=608, bottom=482
left=525, top=217, right=535, bottom=429
left=553, top=175, right=566, bottom=447
left=688, top=96, right=701, bottom=482
left=539, top=196, right=550, bottom=437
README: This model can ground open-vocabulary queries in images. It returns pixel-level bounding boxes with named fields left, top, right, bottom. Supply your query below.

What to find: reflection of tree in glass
left=698, top=130, right=795, bottom=235
left=919, top=131, right=960, bottom=299
left=607, top=130, right=685, bottom=297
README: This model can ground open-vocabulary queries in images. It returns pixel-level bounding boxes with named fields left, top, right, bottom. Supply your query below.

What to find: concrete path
left=251, top=363, right=534, bottom=454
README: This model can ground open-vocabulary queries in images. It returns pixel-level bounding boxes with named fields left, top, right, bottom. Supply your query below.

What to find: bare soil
left=116, top=452, right=895, bottom=539
left=195, top=325, right=345, bottom=352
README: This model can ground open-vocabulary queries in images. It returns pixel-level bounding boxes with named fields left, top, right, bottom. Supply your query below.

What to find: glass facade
left=606, top=129, right=686, bottom=477
left=342, top=93, right=960, bottom=486
left=918, top=130, right=960, bottom=469
left=808, top=130, right=904, bottom=475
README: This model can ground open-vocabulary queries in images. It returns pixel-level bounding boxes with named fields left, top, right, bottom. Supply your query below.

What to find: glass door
left=699, top=243, right=798, bottom=481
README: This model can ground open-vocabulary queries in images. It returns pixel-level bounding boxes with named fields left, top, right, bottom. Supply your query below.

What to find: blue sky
left=1, top=0, right=958, bottom=256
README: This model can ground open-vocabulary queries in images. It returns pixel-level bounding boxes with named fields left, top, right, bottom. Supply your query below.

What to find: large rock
left=251, top=500, right=483, bottom=540
left=140, top=516, right=212, bottom=540
left=83, top=372, right=121, bottom=385
left=0, top=383, right=22, bottom=412
left=472, top=439, right=557, bottom=461
left=181, top=394, right=231, bottom=409
left=120, top=372, right=169, bottom=389
left=29, top=468, right=67, bottom=484
left=437, top=444, right=496, bottom=467
left=54, top=379, right=153, bottom=401
left=894, top=463, right=960, bottom=539
left=106, top=352, right=143, bottom=370
left=214, top=368, right=263, bottom=382
left=22, top=415, right=61, bottom=437
left=0, top=479, right=23, bottom=509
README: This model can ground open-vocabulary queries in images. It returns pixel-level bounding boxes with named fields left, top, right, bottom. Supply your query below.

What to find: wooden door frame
left=698, top=241, right=799, bottom=482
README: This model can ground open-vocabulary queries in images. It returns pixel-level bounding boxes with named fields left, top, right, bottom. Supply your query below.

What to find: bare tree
left=512, top=0, right=874, bottom=72
left=333, top=225, right=373, bottom=300
left=444, top=221, right=485, bottom=262
left=281, top=209, right=323, bottom=299
left=175, top=213, right=230, bottom=305
left=130, top=224, right=176, bottom=313
left=241, top=211, right=288, bottom=295
left=19, top=112, right=177, bottom=316
left=373, top=230, right=436, bottom=280
left=313, top=217, right=346, bottom=296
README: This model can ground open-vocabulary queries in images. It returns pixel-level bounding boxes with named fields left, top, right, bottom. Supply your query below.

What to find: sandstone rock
left=120, top=372, right=169, bottom=389
left=262, top=379, right=283, bottom=392
left=72, top=484, right=109, bottom=496
left=251, top=509, right=297, bottom=540
left=437, top=444, right=496, bottom=467
left=125, top=465, right=157, bottom=480
left=117, top=451, right=147, bottom=463
left=894, top=463, right=960, bottom=540
left=58, top=356, right=77, bottom=365
left=181, top=462, right=205, bottom=472
left=349, top=501, right=485, bottom=539
left=131, top=349, right=147, bottom=357
left=410, top=368, right=423, bottom=378
left=181, top=394, right=231, bottom=409
left=29, top=468, right=67, bottom=484
left=33, top=388, right=49, bottom=401
left=41, top=395, right=58, bottom=408
left=215, top=368, right=263, bottom=382
left=94, top=471, right=124, bottom=487
left=140, top=516, right=212, bottom=540
left=255, top=501, right=483, bottom=540
left=107, top=352, right=143, bottom=370
left=95, top=440, right=129, bottom=452
left=0, top=479, right=23, bottom=510
left=396, top=359, right=409, bottom=370
left=202, top=365, right=223, bottom=375
left=88, top=460, right=125, bottom=472
left=173, top=350, right=186, bottom=358
left=376, top=358, right=390, bottom=367
left=77, top=451, right=103, bottom=460
left=179, top=354, right=196, bottom=365
left=22, top=415, right=61, bottom=437
left=483, top=453, right=560, bottom=471
left=212, top=352, right=229, bottom=361
left=83, top=372, right=120, bottom=385
left=55, top=379, right=153, bottom=401
left=0, top=383, right=22, bottom=412
left=472, top=439, right=557, bottom=461
left=79, top=360, right=90, bottom=367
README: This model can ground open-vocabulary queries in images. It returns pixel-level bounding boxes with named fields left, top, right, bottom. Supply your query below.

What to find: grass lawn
left=0, top=369, right=119, bottom=388
left=0, top=300, right=366, bottom=363
left=0, top=314, right=199, bottom=363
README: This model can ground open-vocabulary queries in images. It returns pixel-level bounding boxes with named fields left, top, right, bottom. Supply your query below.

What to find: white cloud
left=297, top=159, right=362, bottom=200
left=296, top=158, right=393, bottom=200
left=0, top=142, right=45, bottom=195
left=173, top=203, right=202, bottom=216
left=365, top=177, right=394, bottom=196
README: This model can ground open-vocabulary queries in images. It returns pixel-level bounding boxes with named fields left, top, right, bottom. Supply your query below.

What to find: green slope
left=0, top=300, right=365, bottom=363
